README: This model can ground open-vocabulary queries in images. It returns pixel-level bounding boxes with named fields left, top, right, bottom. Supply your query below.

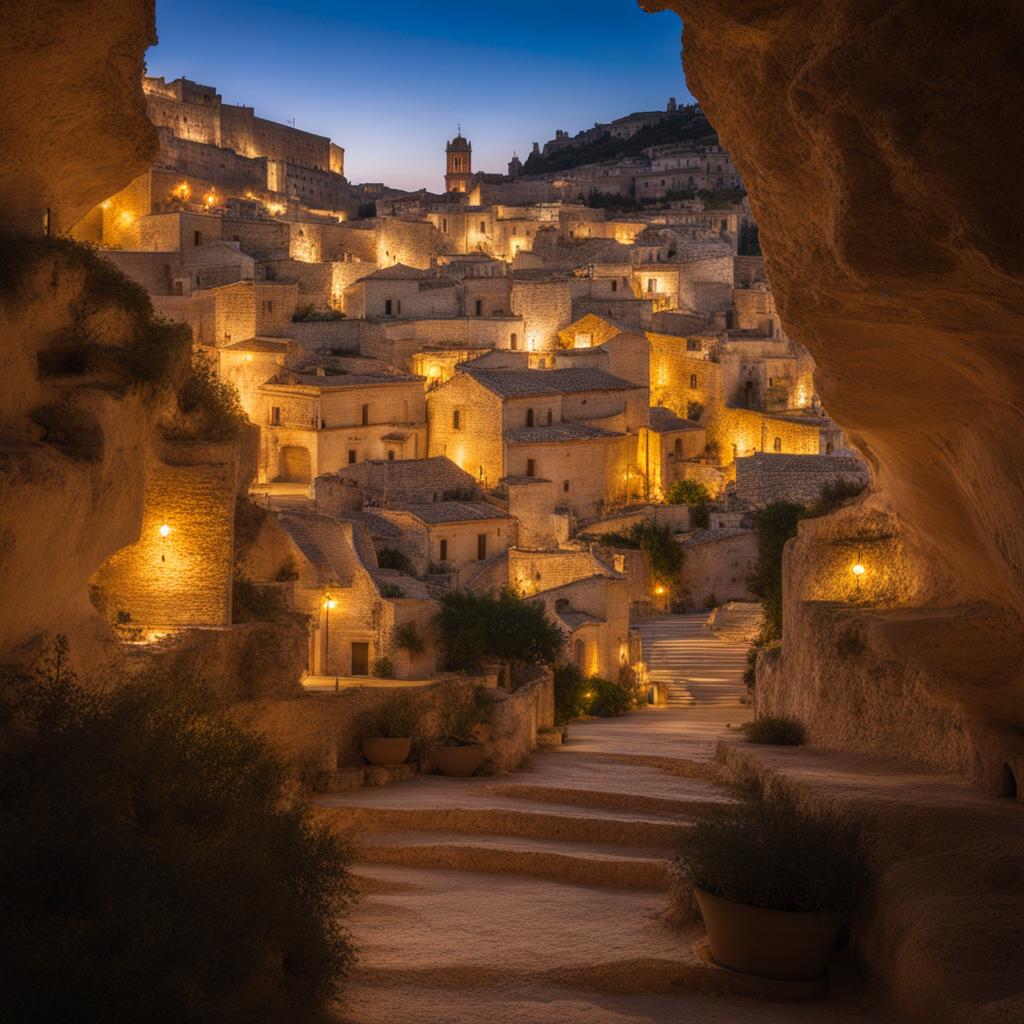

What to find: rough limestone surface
left=642, top=0, right=1024, bottom=779
left=0, top=1, right=157, bottom=234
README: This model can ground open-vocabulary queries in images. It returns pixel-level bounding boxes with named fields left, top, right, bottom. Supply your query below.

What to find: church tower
left=445, top=130, right=472, bottom=194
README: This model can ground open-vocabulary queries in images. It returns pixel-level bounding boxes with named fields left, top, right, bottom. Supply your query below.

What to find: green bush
left=377, top=547, right=414, bottom=574
left=169, top=350, right=247, bottom=443
left=585, top=675, right=636, bottom=717
left=292, top=303, right=345, bottom=322
left=742, top=646, right=758, bottom=688
left=371, top=655, right=395, bottom=679
left=553, top=663, right=589, bottom=724
left=589, top=521, right=684, bottom=594
left=740, top=716, right=806, bottom=746
left=436, top=589, right=563, bottom=673
left=675, top=790, right=868, bottom=915
left=392, top=621, right=425, bottom=656
left=748, top=501, right=805, bottom=640
left=806, top=477, right=867, bottom=518
left=0, top=650, right=355, bottom=1024
left=436, top=682, right=495, bottom=745
left=232, top=572, right=294, bottom=624
left=665, top=478, right=712, bottom=528
left=356, top=691, right=419, bottom=739
left=379, top=583, right=405, bottom=599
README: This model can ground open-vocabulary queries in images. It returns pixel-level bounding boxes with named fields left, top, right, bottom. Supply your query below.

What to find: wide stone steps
left=324, top=798, right=693, bottom=847
left=355, top=831, right=672, bottom=889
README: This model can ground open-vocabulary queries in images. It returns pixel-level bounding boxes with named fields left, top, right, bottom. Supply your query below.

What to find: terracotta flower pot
left=433, top=744, right=485, bottom=778
left=695, top=888, right=842, bottom=982
left=361, top=737, right=412, bottom=767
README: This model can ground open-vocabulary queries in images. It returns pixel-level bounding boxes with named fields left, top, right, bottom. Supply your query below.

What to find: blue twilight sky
left=147, top=0, right=691, bottom=191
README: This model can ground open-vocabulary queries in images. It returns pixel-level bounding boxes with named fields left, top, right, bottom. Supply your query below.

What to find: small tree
left=665, top=478, right=712, bottom=528
left=436, top=589, right=563, bottom=676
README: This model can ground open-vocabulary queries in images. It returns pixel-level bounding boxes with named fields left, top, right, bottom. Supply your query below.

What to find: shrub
left=169, top=350, right=246, bottom=443
left=590, top=521, right=684, bottom=593
left=356, top=691, right=419, bottom=739
left=436, top=589, right=562, bottom=673
left=740, top=716, right=806, bottom=746
left=748, top=500, right=805, bottom=640
left=0, top=648, right=355, bottom=1024
left=675, top=789, right=868, bottom=915
left=666, top=478, right=712, bottom=529
left=292, top=303, right=345, bottom=322
left=553, top=663, right=589, bottom=724
left=379, top=583, right=405, bottom=599
left=436, top=682, right=495, bottom=745
left=274, top=557, right=299, bottom=582
left=584, top=675, right=636, bottom=718
left=806, top=477, right=867, bottom=518
left=392, top=621, right=425, bottom=656
left=371, top=655, right=395, bottom=679
left=232, top=572, right=293, bottom=624
left=742, top=646, right=758, bottom=689
left=377, top=547, right=414, bottom=574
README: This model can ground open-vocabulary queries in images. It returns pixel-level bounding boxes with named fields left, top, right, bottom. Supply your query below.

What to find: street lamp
left=158, top=523, right=171, bottom=563
left=323, top=593, right=337, bottom=690
left=851, top=558, right=865, bottom=592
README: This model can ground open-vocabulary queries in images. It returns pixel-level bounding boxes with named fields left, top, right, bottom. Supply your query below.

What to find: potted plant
left=676, top=791, right=868, bottom=982
left=357, top=692, right=418, bottom=767
left=433, top=683, right=494, bottom=777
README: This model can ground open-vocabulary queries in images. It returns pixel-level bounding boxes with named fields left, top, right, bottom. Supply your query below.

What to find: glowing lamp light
left=158, top=524, right=172, bottom=538
left=584, top=692, right=594, bottom=700
left=852, top=562, right=866, bottom=578
left=243, top=353, right=254, bottom=363
left=654, top=584, right=666, bottom=596
left=203, top=191, right=218, bottom=208
left=324, top=595, right=337, bottom=610
left=172, top=181, right=192, bottom=201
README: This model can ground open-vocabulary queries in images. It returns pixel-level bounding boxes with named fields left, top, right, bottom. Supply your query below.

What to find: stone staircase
left=637, top=614, right=751, bottom=708
left=322, top=710, right=877, bottom=1023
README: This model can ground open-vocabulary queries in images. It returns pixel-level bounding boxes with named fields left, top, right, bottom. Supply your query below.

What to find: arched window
left=674, top=438, right=682, bottom=458
left=690, top=374, right=698, bottom=389
left=546, top=409, right=553, bottom=426
left=574, top=639, right=584, bottom=666
left=773, top=436, right=782, bottom=452
left=526, top=408, right=534, bottom=428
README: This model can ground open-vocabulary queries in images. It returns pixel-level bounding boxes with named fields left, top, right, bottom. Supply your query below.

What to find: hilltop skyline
left=147, top=0, right=691, bottom=191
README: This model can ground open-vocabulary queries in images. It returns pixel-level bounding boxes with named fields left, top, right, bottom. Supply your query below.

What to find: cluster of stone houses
left=74, top=76, right=867, bottom=689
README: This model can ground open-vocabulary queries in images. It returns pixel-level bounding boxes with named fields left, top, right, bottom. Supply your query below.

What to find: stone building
left=426, top=365, right=650, bottom=516
left=257, top=370, right=427, bottom=483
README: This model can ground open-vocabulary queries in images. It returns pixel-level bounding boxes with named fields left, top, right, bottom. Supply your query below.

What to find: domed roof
left=447, top=131, right=471, bottom=149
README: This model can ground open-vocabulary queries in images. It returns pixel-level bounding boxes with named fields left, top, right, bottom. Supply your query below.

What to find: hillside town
left=75, top=75, right=867, bottom=686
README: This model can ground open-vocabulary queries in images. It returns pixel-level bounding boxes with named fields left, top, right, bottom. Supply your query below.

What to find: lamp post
left=851, top=556, right=865, bottom=593
left=159, top=523, right=171, bottom=563
left=323, top=593, right=337, bottom=689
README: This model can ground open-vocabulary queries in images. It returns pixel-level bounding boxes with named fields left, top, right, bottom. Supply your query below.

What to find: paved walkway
left=636, top=614, right=752, bottom=707
left=324, top=697, right=888, bottom=1023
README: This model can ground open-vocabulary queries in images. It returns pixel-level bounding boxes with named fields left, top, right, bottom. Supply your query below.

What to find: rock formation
left=642, top=0, right=1024, bottom=786
left=0, top=1, right=157, bottom=235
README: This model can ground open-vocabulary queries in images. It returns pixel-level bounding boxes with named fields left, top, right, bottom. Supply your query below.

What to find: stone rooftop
left=264, top=370, right=422, bottom=389
left=463, top=366, right=637, bottom=398
left=504, top=424, right=622, bottom=444
left=648, top=407, right=701, bottom=433
left=398, top=501, right=510, bottom=524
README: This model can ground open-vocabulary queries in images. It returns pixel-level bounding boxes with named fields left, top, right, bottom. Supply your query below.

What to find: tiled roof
left=400, top=501, right=509, bottom=524
left=558, top=610, right=605, bottom=630
left=462, top=365, right=637, bottom=398
left=649, top=406, right=702, bottom=433
left=504, top=423, right=622, bottom=444
left=357, top=263, right=428, bottom=282
left=223, top=336, right=290, bottom=353
left=263, top=370, right=421, bottom=388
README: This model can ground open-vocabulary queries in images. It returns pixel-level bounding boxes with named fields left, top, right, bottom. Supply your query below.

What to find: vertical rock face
left=0, top=1, right=179, bottom=663
left=0, top=1, right=157, bottom=234
left=642, top=0, right=1024, bottom=779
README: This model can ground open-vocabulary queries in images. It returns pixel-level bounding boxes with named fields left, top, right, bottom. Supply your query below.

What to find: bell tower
left=445, top=128, right=472, bottom=194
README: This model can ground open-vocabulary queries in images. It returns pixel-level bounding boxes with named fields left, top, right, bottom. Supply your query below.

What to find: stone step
left=355, top=832, right=672, bottom=889
left=486, top=780, right=730, bottom=817
left=318, top=763, right=416, bottom=793
left=320, top=794, right=694, bottom=847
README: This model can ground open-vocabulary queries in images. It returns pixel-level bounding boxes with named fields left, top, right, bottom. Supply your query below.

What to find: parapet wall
left=735, top=452, right=868, bottom=507
left=242, top=671, right=554, bottom=779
